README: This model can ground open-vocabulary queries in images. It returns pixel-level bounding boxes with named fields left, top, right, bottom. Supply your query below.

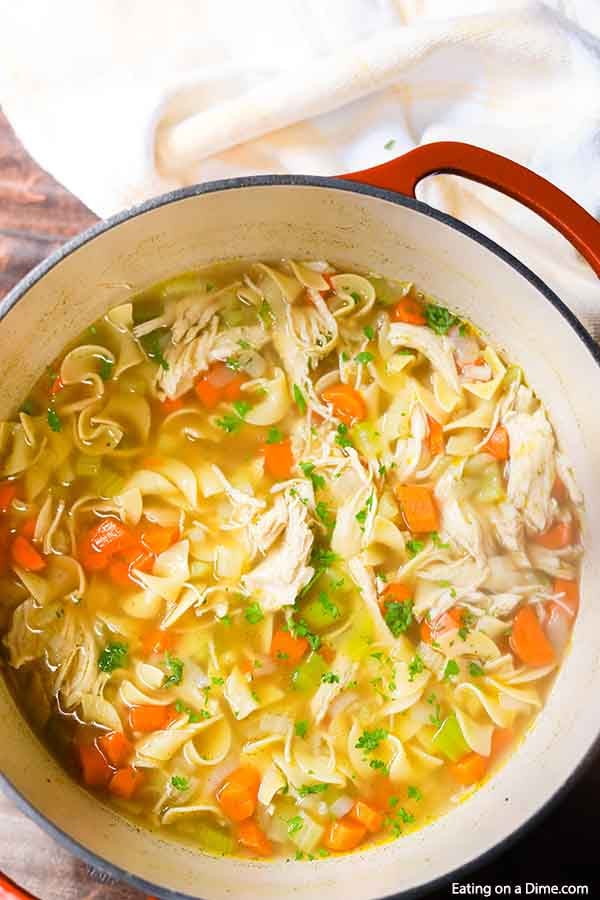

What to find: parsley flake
left=98, top=642, right=128, bottom=673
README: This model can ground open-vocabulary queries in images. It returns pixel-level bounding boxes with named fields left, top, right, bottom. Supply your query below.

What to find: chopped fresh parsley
left=425, top=303, right=458, bottom=336
left=287, top=815, right=304, bottom=835
left=258, top=299, right=275, bottom=327
left=99, top=358, right=114, bottom=381
left=171, top=775, right=190, bottom=791
left=315, top=501, right=334, bottom=530
left=238, top=339, right=252, bottom=350
left=225, top=356, right=241, bottom=371
left=311, top=546, right=339, bottom=568
left=318, top=591, right=340, bottom=619
left=174, top=699, right=201, bottom=722
left=140, top=329, right=170, bottom=370
left=335, top=423, right=353, bottom=449
left=293, top=383, right=307, bottom=414
left=384, top=139, right=396, bottom=150
left=163, top=652, right=184, bottom=687
left=266, top=427, right=283, bottom=444
left=458, top=322, right=469, bottom=337
left=406, top=539, right=424, bottom=558
left=298, top=783, right=328, bottom=797
left=294, top=720, right=308, bottom=738
left=408, top=654, right=425, bottom=682
left=383, top=598, right=413, bottom=637
left=19, top=399, right=35, bottom=416
left=47, top=408, right=62, bottom=433
left=321, top=672, right=340, bottom=684
left=355, top=728, right=388, bottom=753
left=363, top=324, right=375, bottom=340
left=431, top=531, right=449, bottom=549
left=458, top=610, right=476, bottom=641
left=216, top=399, right=251, bottom=434
left=355, top=351, right=374, bottom=365
left=427, top=692, right=443, bottom=727
left=244, top=601, right=264, bottom=625
left=469, top=661, right=484, bottom=678
left=290, top=618, right=320, bottom=651
left=350, top=291, right=361, bottom=305
left=211, top=676, right=225, bottom=686
left=369, top=759, right=388, bottom=774
left=98, top=641, right=128, bottom=673
left=300, top=461, right=325, bottom=491
left=407, top=785, right=422, bottom=801
left=219, top=614, right=232, bottom=626
left=443, top=659, right=460, bottom=682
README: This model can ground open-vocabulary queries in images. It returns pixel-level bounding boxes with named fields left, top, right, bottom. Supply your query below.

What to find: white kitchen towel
left=1, top=0, right=600, bottom=335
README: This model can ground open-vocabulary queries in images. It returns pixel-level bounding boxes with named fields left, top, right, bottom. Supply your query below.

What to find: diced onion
left=330, top=796, right=354, bottom=819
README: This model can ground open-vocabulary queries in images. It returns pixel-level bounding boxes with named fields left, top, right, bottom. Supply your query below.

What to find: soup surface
left=0, top=260, right=582, bottom=861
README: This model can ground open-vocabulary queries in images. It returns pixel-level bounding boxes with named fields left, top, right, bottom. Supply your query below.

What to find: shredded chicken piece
left=310, top=655, right=357, bottom=725
left=242, top=494, right=314, bottom=611
left=505, top=408, right=556, bottom=532
left=434, top=464, right=484, bottom=561
left=348, top=555, right=394, bottom=645
left=248, top=494, right=289, bottom=558
left=387, top=322, right=460, bottom=393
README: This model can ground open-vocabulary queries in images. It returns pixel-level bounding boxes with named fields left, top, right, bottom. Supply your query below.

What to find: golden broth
left=0, top=259, right=581, bottom=861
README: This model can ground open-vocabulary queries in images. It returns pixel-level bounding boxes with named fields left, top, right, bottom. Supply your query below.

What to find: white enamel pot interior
left=1, top=165, right=600, bottom=900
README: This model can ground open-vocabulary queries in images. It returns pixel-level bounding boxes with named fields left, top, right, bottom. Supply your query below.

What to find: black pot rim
left=1, top=172, right=599, bottom=900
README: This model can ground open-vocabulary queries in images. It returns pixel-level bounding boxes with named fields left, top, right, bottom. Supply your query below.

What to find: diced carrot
left=216, top=766, right=261, bottom=823
left=420, top=620, right=433, bottom=643
left=108, top=559, right=137, bottom=588
left=427, top=416, right=445, bottom=457
left=237, top=819, right=273, bottom=857
left=318, top=643, right=336, bottom=664
left=161, top=396, right=184, bottom=414
left=262, top=438, right=294, bottom=481
left=510, top=605, right=555, bottom=667
left=20, top=516, right=38, bottom=540
left=78, top=742, right=112, bottom=788
left=391, top=295, right=426, bottom=326
left=0, top=481, right=18, bottom=513
left=91, top=517, right=135, bottom=555
left=239, top=657, right=253, bottom=674
left=321, top=383, right=367, bottom=426
left=381, top=582, right=412, bottom=607
left=11, top=535, right=46, bottom=572
left=98, top=731, right=133, bottom=767
left=350, top=800, right=383, bottom=834
left=483, top=425, right=509, bottom=461
left=50, top=375, right=64, bottom=396
left=552, top=578, right=579, bottom=616
left=109, top=767, right=144, bottom=800
left=129, top=704, right=176, bottom=733
left=420, top=607, right=462, bottom=644
left=552, top=475, right=568, bottom=504
left=121, top=541, right=155, bottom=571
left=142, top=628, right=176, bottom=657
left=449, top=752, right=488, bottom=786
left=194, top=377, right=222, bottom=409
left=141, top=524, right=179, bottom=555
left=395, top=484, right=439, bottom=533
left=270, top=629, right=309, bottom=665
left=194, top=362, right=248, bottom=409
left=0, top=527, right=9, bottom=576
left=323, top=816, right=367, bottom=852
left=533, top=519, right=572, bottom=550
left=491, top=727, right=513, bottom=759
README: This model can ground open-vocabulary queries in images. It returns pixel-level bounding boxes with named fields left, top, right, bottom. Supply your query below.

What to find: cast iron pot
left=1, top=143, right=600, bottom=900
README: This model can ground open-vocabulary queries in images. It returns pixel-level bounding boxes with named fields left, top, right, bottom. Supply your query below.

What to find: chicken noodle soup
left=0, top=259, right=582, bottom=860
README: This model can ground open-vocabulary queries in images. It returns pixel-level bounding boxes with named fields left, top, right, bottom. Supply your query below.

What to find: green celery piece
left=292, top=651, right=327, bottom=692
left=432, top=713, right=469, bottom=762
left=301, top=596, right=343, bottom=632
left=195, top=822, right=235, bottom=855
left=475, top=461, right=505, bottom=504
left=350, top=421, right=382, bottom=461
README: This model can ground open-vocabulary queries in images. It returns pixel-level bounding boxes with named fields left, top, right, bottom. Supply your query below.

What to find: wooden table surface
left=0, top=107, right=598, bottom=899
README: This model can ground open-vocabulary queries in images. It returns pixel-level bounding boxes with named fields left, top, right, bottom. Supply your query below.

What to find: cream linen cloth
left=1, top=0, right=600, bottom=335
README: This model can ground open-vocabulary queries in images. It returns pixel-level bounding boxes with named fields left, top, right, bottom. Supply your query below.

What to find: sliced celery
left=301, top=595, right=344, bottom=632
left=292, top=652, right=327, bottom=692
left=475, top=461, right=505, bottom=504
left=97, top=467, right=125, bottom=498
left=196, top=822, right=234, bottom=855
left=340, top=609, right=375, bottom=661
left=350, top=421, right=382, bottom=461
left=75, top=455, right=101, bottom=478
left=368, top=276, right=412, bottom=306
left=432, top=713, right=469, bottom=762
left=159, top=272, right=206, bottom=299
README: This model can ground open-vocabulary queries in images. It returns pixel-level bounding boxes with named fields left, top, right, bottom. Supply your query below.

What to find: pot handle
left=0, top=872, right=157, bottom=900
left=340, top=141, right=600, bottom=278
